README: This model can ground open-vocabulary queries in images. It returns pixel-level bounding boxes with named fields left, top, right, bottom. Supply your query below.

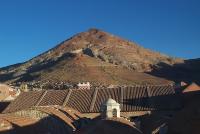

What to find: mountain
left=0, top=28, right=191, bottom=86
left=148, top=58, right=200, bottom=85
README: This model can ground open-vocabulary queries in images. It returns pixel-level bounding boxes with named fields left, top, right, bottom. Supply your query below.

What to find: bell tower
left=100, top=98, right=120, bottom=118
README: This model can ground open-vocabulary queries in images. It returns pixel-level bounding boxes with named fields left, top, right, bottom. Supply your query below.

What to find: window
left=112, top=108, right=117, bottom=117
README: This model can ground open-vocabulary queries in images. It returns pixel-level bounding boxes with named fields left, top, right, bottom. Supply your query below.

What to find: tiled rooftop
left=3, top=85, right=181, bottom=114
left=0, top=105, right=81, bottom=134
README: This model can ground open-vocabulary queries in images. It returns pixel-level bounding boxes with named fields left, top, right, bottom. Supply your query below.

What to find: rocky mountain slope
left=0, top=28, right=190, bottom=86
left=149, top=58, right=200, bottom=85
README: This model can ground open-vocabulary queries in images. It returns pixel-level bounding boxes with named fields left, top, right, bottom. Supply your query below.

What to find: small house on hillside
left=77, top=82, right=90, bottom=90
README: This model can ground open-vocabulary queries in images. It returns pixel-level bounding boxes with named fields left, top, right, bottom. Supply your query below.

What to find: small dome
left=105, top=98, right=117, bottom=105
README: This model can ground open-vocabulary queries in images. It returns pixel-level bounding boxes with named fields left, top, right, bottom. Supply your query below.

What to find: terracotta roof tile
left=75, top=117, right=143, bottom=134
left=3, top=91, right=45, bottom=113
left=67, top=89, right=94, bottom=113
left=0, top=114, right=38, bottom=127
left=182, top=83, right=200, bottom=93
left=38, top=90, right=69, bottom=106
left=3, top=85, right=181, bottom=114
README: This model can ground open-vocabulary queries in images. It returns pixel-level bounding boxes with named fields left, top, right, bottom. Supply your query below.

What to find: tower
left=101, top=98, right=120, bottom=118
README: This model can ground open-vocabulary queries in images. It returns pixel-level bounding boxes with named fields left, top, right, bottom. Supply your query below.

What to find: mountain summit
left=21, top=28, right=182, bottom=71
left=0, top=28, right=184, bottom=85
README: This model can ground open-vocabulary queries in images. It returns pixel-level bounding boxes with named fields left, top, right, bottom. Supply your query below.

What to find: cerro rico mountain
left=0, top=28, right=199, bottom=85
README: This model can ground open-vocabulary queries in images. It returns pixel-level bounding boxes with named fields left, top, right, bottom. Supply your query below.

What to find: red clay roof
left=182, top=83, right=200, bottom=93
left=0, top=117, right=13, bottom=131
left=3, top=85, right=181, bottom=114
left=30, top=106, right=77, bottom=130
left=0, top=114, right=38, bottom=128
left=75, top=117, right=143, bottom=134
left=0, top=105, right=82, bottom=134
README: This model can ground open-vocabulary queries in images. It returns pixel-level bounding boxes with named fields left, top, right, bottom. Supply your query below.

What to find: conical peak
left=86, top=28, right=109, bottom=37
left=87, top=28, right=102, bottom=33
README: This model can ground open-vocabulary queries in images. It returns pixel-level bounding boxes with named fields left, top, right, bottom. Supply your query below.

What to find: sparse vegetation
left=0, top=29, right=188, bottom=86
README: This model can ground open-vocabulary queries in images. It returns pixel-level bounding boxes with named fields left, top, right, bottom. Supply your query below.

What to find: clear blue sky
left=0, top=0, right=200, bottom=67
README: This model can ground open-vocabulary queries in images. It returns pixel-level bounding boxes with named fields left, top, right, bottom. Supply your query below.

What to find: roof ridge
left=89, top=88, right=99, bottom=112
left=33, top=106, right=76, bottom=130
left=35, top=90, right=48, bottom=106
left=120, top=87, right=124, bottom=110
left=63, top=89, right=72, bottom=106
